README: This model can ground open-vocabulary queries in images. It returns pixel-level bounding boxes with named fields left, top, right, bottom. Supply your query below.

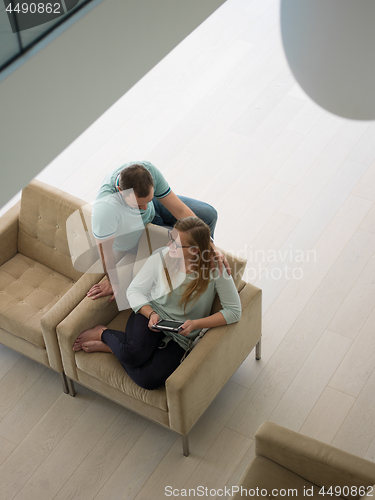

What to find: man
left=87, top=161, right=228, bottom=303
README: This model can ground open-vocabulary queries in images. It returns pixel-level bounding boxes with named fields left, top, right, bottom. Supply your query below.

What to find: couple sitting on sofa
left=72, top=162, right=241, bottom=390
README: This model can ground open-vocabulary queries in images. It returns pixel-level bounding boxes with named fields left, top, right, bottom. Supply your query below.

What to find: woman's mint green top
left=126, top=248, right=242, bottom=350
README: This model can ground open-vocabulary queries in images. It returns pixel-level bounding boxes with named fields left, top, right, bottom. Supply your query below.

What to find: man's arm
left=160, top=190, right=231, bottom=275
left=159, top=191, right=195, bottom=220
left=87, top=236, right=119, bottom=301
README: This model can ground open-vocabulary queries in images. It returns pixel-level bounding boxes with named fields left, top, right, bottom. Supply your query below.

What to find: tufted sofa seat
left=0, top=180, right=104, bottom=392
left=0, top=254, right=75, bottom=349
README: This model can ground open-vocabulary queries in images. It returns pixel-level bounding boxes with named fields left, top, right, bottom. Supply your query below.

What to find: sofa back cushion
left=18, top=180, right=85, bottom=281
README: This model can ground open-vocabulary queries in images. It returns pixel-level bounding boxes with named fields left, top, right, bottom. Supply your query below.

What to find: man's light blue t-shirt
left=92, top=161, right=171, bottom=251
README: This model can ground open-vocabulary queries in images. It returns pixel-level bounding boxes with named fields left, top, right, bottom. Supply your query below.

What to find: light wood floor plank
left=261, top=194, right=373, bottom=347
left=207, top=100, right=305, bottom=223
left=0, top=387, right=94, bottom=500
left=269, top=330, right=352, bottom=431
left=273, top=113, right=343, bottom=186
left=93, top=423, right=177, bottom=500
left=299, top=387, right=355, bottom=444
left=332, top=367, right=375, bottom=457
left=224, top=179, right=294, bottom=251
left=348, top=122, right=375, bottom=167
left=230, top=68, right=296, bottom=138
left=53, top=410, right=150, bottom=500
left=0, top=369, right=61, bottom=444
left=0, top=357, right=46, bottom=421
left=352, top=159, right=375, bottom=202
left=0, top=344, right=21, bottom=382
left=234, top=198, right=374, bottom=393
left=222, top=441, right=256, bottom=500
left=182, top=428, right=252, bottom=493
left=13, top=395, right=123, bottom=500
left=287, top=83, right=309, bottom=101
left=146, top=97, right=220, bottom=169
left=241, top=210, right=300, bottom=283
left=279, top=120, right=371, bottom=219
left=134, top=381, right=248, bottom=500
left=0, top=436, right=16, bottom=467
left=360, top=203, right=375, bottom=233
left=328, top=304, right=375, bottom=398
left=328, top=250, right=375, bottom=339
left=286, top=100, right=324, bottom=136
left=365, top=437, right=375, bottom=463
left=227, top=225, right=375, bottom=439
left=260, top=160, right=372, bottom=313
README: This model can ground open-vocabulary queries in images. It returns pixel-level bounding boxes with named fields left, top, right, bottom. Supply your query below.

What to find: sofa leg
left=182, top=434, right=189, bottom=457
left=67, top=378, right=76, bottom=397
left=255, top=338, right=261, bottom=360
left=60, top=373, right=69, bottom=394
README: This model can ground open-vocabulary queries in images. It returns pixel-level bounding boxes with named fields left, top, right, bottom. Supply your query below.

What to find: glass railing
left=0, top=0, right=95, bottom=72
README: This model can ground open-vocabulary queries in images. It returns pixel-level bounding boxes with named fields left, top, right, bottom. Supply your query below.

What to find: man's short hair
left=119, top=164, right=154, bottom=198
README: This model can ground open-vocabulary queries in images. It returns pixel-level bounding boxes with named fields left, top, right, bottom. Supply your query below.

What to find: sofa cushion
left=74, top=308, right=168, bottom=411
left=18, top=179, right=85, bottom=282
left=0, top=253, right=75, bottom=348
left=75, top=351, right=168, bottom=411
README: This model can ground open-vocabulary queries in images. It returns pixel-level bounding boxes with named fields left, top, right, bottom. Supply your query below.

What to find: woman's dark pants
left=101, top=312, right=185, bottom=390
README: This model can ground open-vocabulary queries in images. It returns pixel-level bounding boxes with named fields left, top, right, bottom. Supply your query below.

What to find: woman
left=73, top=217, right=241, bottom=390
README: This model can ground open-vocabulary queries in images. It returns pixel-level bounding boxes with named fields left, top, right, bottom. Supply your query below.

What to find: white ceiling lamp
left=280, top=0, right=375, bottom=120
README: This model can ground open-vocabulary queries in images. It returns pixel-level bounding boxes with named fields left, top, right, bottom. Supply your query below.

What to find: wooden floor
left=1, top=0, right=375, bottom=498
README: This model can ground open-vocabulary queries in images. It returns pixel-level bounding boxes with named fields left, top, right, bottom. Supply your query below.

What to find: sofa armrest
left=0, top=200, right=20, bottom=267
left=166, top=283, right=262, bottom=435
left=255, top=422, right=375, bottom=493
left=56, top=288, right=119, bottom=380
left=41, top=270, right=105, bottom=372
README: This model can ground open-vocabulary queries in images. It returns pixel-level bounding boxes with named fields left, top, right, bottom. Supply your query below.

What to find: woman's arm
left=138, top=305, right=161, bottom=331
left=180, top=269, right=241, bottom=336
left=126, top=250, right=162, bottom=312
left=179, top=312, right=226, bottom=336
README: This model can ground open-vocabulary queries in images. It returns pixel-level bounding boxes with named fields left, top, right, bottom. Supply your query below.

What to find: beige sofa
left=0, top=180, right=104, bottom=392
left=231, top=422, right=375, bottom=499
left=56, top=224, right=262, bottom=455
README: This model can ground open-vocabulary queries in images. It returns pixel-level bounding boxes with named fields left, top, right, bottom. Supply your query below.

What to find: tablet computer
left=152, top=319, right=184, bottom=333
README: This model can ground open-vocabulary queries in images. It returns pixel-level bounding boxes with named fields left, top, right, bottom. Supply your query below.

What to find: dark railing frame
left=0, top=0, right=95, bottom=73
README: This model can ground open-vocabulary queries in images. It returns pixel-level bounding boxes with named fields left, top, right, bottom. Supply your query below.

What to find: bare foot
left=81, top=341, right=113, bottom=353
left=73, top=325, right=106, bottom=351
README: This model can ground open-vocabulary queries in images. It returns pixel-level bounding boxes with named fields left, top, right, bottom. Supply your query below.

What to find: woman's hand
left=148, top=312, right=160, bottom=331
left=179, top=319, right=197, bottom=336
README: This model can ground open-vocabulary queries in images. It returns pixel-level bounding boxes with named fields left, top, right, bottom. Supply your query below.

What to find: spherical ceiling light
left=280, top=0, right=375, bottom=120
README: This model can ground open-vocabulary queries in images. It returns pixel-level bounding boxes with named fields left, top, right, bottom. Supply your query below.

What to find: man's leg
left=152, top=196, right=218, bottom=237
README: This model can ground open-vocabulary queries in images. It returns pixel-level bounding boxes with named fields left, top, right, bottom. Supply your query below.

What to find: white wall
left=0, top=0, right=225, bottom=209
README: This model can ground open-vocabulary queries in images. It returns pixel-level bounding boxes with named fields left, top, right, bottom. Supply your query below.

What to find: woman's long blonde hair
left=164, top=217, right=212, bottom=313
